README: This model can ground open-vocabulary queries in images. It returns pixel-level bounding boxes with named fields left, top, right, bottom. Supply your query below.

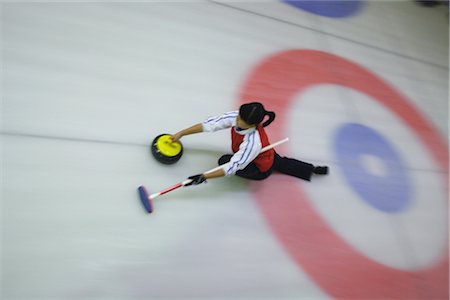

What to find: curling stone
left=151, top=133, right=183, bottom=164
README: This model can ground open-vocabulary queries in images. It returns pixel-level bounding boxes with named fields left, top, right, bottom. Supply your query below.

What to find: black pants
left=218, top=152, right=315, bottom=181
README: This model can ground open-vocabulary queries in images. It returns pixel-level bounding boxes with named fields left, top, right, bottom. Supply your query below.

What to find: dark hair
left=239, top=102, right=276, bottom=127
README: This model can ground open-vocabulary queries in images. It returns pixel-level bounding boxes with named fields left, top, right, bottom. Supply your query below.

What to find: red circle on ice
left=238, top=49, right=448, bottom=299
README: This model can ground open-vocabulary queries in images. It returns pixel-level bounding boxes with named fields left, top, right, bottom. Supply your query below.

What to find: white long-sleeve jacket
left=202, top=111, right=263, bottom=176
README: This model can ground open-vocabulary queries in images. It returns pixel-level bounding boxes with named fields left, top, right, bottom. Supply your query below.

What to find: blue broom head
left=138, top=186, right=153, bottom=213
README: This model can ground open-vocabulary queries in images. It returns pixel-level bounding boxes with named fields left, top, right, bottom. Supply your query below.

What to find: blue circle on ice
left=334, top=123, right=412, bottom=213
left=282, top=0, right=364, bottom=18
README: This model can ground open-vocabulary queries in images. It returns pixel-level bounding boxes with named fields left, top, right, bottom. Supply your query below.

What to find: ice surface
left=1, top=2, right=448, bottom=299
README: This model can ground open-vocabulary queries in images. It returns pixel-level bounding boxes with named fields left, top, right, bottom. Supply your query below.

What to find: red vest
left=231, top=126, right=274, bottom=172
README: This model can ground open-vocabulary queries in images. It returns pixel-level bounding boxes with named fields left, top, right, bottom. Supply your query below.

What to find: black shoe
left=313, top=166, right=328, bottom=175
